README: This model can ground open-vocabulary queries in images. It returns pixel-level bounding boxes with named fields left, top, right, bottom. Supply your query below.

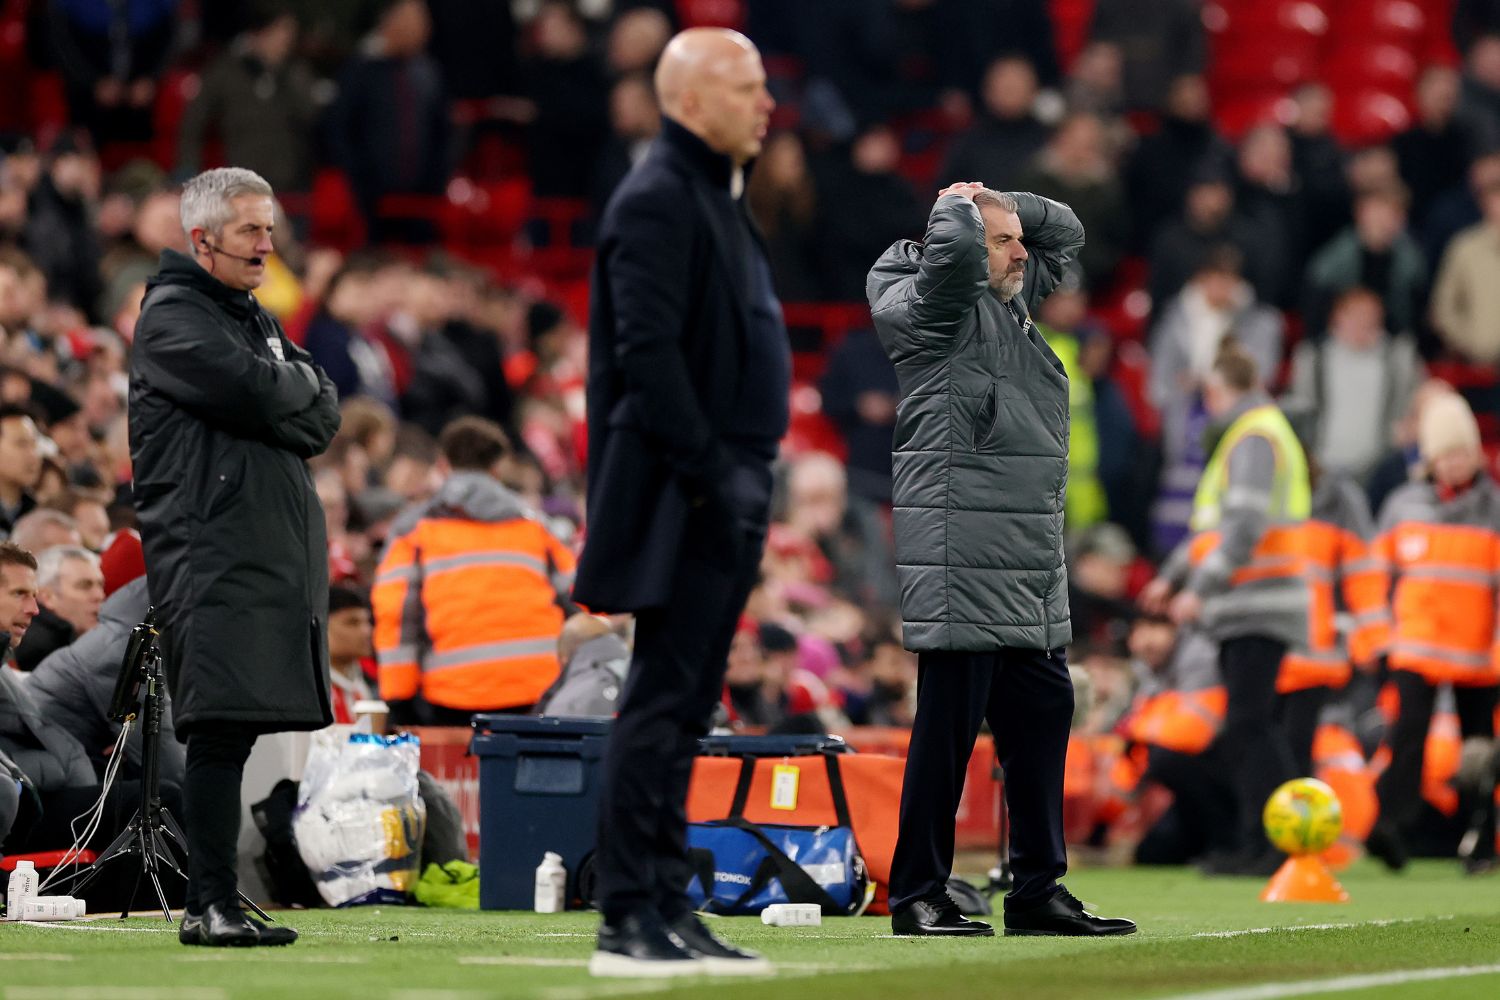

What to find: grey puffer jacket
left=868, top=192, right=1085, bottom=652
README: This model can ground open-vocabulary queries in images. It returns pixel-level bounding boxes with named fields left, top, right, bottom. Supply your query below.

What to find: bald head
left=655, top=28, right=773, bottom=165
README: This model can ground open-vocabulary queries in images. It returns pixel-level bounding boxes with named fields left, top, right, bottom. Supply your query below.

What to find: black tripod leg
left=158, top=803, right=271, bottom=921
left=66, top=814, right=140, bottom=898
left=140, top=827, right=173, bottom=922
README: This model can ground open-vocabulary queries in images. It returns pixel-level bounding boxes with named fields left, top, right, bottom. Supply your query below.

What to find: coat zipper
left=971, top=382, right=1000, bottom=452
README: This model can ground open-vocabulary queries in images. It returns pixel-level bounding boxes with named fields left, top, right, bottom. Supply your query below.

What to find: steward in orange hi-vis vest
left=1276, top=472, right=1381, bottom=773
left=1365, top=392, right=1499, bottom=874
left=373, top=456, right=577, bottom=722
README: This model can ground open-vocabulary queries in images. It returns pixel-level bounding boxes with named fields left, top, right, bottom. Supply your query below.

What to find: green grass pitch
left=2, top=860, right=1498, bottom=1000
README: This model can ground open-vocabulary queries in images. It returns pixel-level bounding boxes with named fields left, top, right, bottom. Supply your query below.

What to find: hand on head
left=937, top=181, right=987, bottom=201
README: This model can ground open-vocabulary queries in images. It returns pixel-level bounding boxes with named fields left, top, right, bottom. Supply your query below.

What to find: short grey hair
left=973, top=189, right=1018, bottom=214
left=36, top=544, right=99, bottom=591
left=9, top=509, right=79, bottom=554
left=180, top=167, right=274, bottom=242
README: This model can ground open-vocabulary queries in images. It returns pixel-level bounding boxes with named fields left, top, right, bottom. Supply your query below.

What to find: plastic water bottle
left=534, top=852, right=566, bottom=913
left=5, top=860, right=38, bottom=920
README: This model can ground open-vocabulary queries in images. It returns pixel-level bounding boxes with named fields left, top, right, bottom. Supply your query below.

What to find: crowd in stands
left=4, top=0, right=1500, bottom=873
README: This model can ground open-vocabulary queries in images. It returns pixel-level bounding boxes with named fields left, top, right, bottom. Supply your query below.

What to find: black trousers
left=888, top=646, right=1074, bottom=914
left=183, top=724, right=258, bottom=913
left=1376, top=671, right=1498, bottom=855
left=1218, top=636, right=1297, bottom=853
left=595, top=518, right=765, bottom=925
left=1276, top=685, right=1329, bottom=778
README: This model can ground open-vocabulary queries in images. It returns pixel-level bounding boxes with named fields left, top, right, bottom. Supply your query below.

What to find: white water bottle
left=5, top=860, right=38, bottom=920
left=534, top=852, right=566, bottom=913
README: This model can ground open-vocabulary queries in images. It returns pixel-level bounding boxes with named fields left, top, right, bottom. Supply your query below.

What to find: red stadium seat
left=1333, top=0, right=1425, bottom=43
left=675, top=0, right=744, bottom=30
left=1323, top=43, right=1419, bottom=90
left=1329, top=88, right=1412, bottom=144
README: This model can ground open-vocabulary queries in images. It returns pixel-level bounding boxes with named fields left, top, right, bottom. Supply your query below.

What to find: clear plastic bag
left=293, top=731, right=426, bottom=907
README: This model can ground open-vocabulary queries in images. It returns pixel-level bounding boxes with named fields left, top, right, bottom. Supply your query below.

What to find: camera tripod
left=62, top=617, right=271, bottom=923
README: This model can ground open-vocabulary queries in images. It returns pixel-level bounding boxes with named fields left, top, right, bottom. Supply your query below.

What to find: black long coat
left=129, top=250, right=341, bottom=736
left=573, top=118, right=758, bottom=612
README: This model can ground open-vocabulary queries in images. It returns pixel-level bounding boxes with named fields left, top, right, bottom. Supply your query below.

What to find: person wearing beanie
left=1365, top=390, right=1500, bottom=875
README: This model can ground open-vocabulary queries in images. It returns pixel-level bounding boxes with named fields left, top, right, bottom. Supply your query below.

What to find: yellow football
left=1263, top=777, right=1344, bottom=856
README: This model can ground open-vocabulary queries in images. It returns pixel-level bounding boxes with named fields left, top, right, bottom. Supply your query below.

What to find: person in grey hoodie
left=867, top=182, right=1135, bottom=938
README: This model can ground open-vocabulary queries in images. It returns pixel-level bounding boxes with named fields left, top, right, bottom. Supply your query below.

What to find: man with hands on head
left=868, top=180, right=1136, bottom=938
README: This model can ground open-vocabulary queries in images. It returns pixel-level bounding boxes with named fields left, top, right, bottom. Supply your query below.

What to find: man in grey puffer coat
left=868, top=182, right=1135, bottom=938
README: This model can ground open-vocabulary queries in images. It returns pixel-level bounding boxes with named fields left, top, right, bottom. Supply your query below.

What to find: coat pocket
left=971, top=382, right=1000, bottom=452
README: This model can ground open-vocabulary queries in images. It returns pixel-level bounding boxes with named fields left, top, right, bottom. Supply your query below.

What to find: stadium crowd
left=5, top=0, right=1500, bottom=880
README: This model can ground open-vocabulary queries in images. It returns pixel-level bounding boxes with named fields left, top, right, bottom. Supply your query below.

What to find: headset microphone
left=201, top=240, right=265, bottom=267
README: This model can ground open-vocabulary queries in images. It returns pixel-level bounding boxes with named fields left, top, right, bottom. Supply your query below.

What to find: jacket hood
left=866, top=239, right=924, bottom=308
left=390, top=471, right=534, bottom=535
left=98, top=577, right=151, bottom=630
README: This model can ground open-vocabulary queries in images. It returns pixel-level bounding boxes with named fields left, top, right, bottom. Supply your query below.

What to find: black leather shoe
left=589, top=911, right=702, bottom=978
left=891, top=894, right=994, bottom=937
left=179, top=903, right=297, bottom=947
left=1003, top=886, right=1136, bottom=937
left=668, top=913, right=773, bottom=975
left=1366, top=822, right=1408, bottom=872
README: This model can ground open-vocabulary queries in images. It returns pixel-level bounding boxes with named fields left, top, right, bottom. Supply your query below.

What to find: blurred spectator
left=1064, top=42, right=1127, bottom=123
left=373, top=417, right=576, bottom=726
left=938, top=56, right=1051, bottom=195
left=723, top=620, right=779, bottom=727
left=401, top=264, right=515, bottom=438
left=1458, top=32, right=1500, bottom=142
left=0, top=405, right=41, bottom=537
left=29, top=0, right=179, bottom=145
left=98, top=187, right=182, bottom=326
left=1233, top=124, right=1304, bottom=308
left=1302, top=184, right=1427, bottom=341
left=1148, top=248, right=1283, bottom=553
left=1366, top=378, right=1460, bottom=514
left=931, top=0, right=1063, bottom=98
left=523, top=1, right=608, bottom=201
left=1017, top=111, right=1129, bottom=293
left=426, top=0, right=519, bottom=100
left=745, top=132, right=821, bottom=302
left=328, top=0, right=451, bottom=243
left=1126, top=74, right=1230, bottom=250
left=1430, top=158, right=1500, bottom=364
left=1148, top=169, right=1269, bottom=313
left=1088, top=0, right=1206, bottom=112
left=781, top=451, right=899, bottom=610
left=10, top=509, right=82, bottom=555
left=1395, top=67, right=1484, bottom=230
left=326, top=584, right=377, bottom=724
left=1288, top=83, right=1350, bottom=260
left=61, top=492, right=111, bottom=551
left=1422, top=149, right=1500, bottom=273
left=176, top=8, right=322, bottom=195
left=302, top=258, right=401, bottom=407
left=1036, top=268, right=1110, bottom=531
left=759, top=621, right=848, bottom=734
left=1068, top=522, right=1138, bottom=652
left=818, top=327, right=899, bottom=504
left=591, top=74, right=662, bottom=228
left=1282, top=288, right=1422, bottom=487
left=22, top=130, right=103, bottom=317
left=838, top=624, right=915, bottom=727
left=606, top=6, right=672, bottom=78
left=814, top=124, right=924, bottom=301
left=14, top=544, right=103, bottom=671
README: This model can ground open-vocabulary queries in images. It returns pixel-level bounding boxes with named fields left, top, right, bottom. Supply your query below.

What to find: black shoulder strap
left=728, top=755, right=756, bottom=818
left=823, top=752, right=853, bottom=829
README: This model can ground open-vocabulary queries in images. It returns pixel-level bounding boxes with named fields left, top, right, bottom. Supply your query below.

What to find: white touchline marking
left=1192, top=916, right=1450, bottom=939
left=13, top=921, right=174, bottom=933
left=458, top=956, right=587, bottom=967
left=535, top=932, right=596, bottom=938
left=5, top=989, right=227, bottom=1000
left=0, top=954, right=73, bottom=962
left=1158, top=963, right=1500, bottom=1000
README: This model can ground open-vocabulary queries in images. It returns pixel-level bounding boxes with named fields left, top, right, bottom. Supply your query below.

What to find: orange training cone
left=1259, top=854, right=1350, bottom=903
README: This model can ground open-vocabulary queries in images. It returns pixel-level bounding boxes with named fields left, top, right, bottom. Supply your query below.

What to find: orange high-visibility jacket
left=1279, top=476, right=1383, bottom=694
left=372, top=471, right=576, bottom=711
left=1367, top=475, right=1500, bottom=686
left=1124, top=628, right=1225, bottom=755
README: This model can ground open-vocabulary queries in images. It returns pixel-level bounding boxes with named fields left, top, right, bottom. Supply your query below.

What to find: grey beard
left=993, top=271, right=1024, bottom=301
